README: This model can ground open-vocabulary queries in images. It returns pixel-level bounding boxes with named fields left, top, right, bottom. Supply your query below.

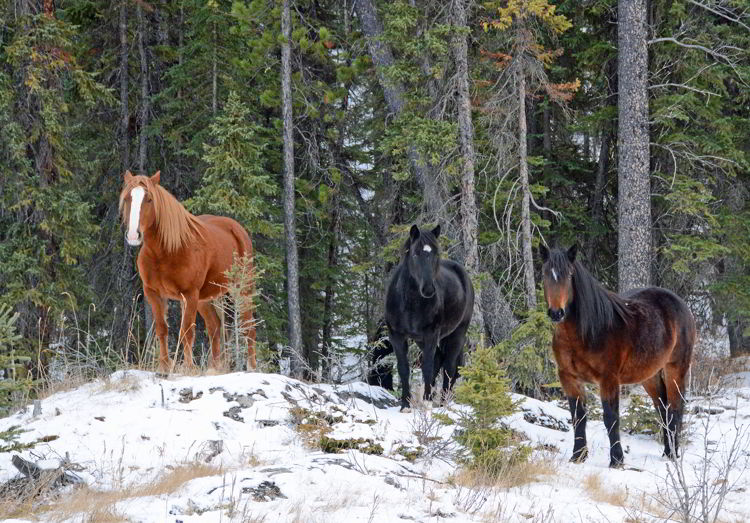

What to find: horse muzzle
left=419, top=285, right=436, bottom=299
left=126, top=231, right=142, bottom=246
left=547, top=308, right=565, bottom=323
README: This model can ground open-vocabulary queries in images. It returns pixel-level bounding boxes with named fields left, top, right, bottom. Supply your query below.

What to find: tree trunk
left=137, top=3, right=148, bottom=174
left=452, top=0, right=485, bottom=341
left=728, top=320, right=750, bottom=358
left=320, top=195, right=340, bottom=381
left=119, top=0, right=129, bottom=172
left=543, top=99, right=551, bottom=176
left=518, top=69, right=537, bottom=310
left=352, top=0, right=445, bottom=220
left=212, top=20, right=218, bottom=117
left=617, top=0, right=651, bottom=292
left=281, top=0, right=304, bottom=378
left=585, top=129, right=612, bottom=263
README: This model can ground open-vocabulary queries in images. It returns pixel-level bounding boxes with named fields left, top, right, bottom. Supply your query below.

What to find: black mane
left=546, top=249, right=633, bottom=350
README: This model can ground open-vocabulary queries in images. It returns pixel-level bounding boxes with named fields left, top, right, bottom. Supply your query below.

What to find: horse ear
left=431, top=224, right=441, bottom=239
left=539, top=244, right=549, bottom=263
left=567, top=244, right=578, bottom=263
left=124, top=170, right=133, bottom=182
left=150, top=170, right=161, bottom=185
left=409, top=224, right=420, bottom=243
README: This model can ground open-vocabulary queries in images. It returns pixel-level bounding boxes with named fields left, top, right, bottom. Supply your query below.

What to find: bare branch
left=687, top=0, right=750, bottom=33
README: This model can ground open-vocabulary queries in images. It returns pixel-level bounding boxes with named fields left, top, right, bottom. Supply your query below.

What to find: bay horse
left=119, top=170, right=256, bottom=372
left=540, top=245, right=695, bottom=467
left=385, top=224, right=474, bottom=412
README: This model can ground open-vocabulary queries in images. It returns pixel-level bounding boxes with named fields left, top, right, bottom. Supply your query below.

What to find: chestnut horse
left=540, top=245, right=695, bottom=468
left=119, top=170, right=256, bottom=371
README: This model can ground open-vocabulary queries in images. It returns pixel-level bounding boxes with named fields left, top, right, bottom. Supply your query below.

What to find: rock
left=692, top=405, right=724, bottom=415
left=179, top=388, right=203, bottom=403
left=242, top=480, right=286, bottom=502
left=385, top=475, right=403, bottom=490
left=222, top=392, right=254, bottom=408
left=335, top=389, right=398, bottom=410
left=223, top=406, right=244, bottom=423
left=195, top=440, right=223, bottom=463
left=259, top=467, right=294, bottom=476
left=523, top=411, right=569, bottom=432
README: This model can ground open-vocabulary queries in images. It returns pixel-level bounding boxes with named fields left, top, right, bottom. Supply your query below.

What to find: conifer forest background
left=0, top=0, right=749, bottom=394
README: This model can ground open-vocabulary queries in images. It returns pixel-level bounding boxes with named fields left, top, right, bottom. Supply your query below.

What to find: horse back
left=623, top=287, right=696, bottom=360
left=194, top=215, right=253, bottom=297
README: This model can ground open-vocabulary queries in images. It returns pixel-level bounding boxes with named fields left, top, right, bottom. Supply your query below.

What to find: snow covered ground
left=1, top=369, right=749, bottom=522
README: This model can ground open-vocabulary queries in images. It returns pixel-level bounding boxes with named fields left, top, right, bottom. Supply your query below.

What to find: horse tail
left=676, top=302, right=697, bottom=369
left=230, top=222, right=257, bottom=370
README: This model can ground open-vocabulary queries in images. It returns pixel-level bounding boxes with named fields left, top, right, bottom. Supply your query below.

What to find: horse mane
left=547, top=249, right=633, bottom=349
left=119, top=175, right=205, bottom=253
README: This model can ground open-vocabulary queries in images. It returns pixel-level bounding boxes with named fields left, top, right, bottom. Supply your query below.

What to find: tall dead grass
left=1, top=462, right=223, bottom=523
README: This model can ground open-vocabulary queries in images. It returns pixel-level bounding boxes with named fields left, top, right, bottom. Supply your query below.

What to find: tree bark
left=119, top=1, right=129, bottom=172
left=585, top=129, right=612, bottom=263
left=452, top=0, right=485, bottom=340
left=518, top=69, right=537, bottom=310
left=320, top=196, right=340, bottom=380
left=352, top=0, right=445, bottom=220
left=137, top=3, right=148, bottom=174
left=281, top=0, right=304, bottom=378
left=212, top=20, right=218, bottom=117
left=617, top=0, right=651, bottom=292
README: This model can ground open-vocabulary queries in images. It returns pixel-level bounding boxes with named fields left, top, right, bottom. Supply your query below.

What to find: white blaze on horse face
left=126, top=186, right=145, bottom=246
left=423, top=245, right=432, bottom=253
left=552, top=269, right=558, bottom=281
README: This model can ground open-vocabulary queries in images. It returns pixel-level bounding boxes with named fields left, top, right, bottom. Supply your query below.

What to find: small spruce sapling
left=455, top=344, right=530, bottom=474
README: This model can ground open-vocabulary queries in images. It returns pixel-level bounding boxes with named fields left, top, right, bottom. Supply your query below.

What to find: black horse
left=366, top=320, right=394, bottom=390
left=385, top=224, right=474, bottom=412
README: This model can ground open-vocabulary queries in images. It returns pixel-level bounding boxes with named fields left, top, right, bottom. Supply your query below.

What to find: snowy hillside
left=1, top=369, right=749, bottom=522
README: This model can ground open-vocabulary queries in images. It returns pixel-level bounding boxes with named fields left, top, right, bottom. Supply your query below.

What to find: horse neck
left=140, top=223, right=172, bottom=257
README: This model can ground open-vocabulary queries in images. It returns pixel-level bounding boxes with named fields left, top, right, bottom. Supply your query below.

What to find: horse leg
left=437, top=326, right=467, bottom=404
left=600, top=380, right=624, bottom=468
left=419, top=334, right=439, bottom=405
left=178, top=291, right=199, bottom=368
left=144, top=289, right=170, bottom=372
left=642, top=372, right=671, bottom=457
left=198, top=302, right=222, bottom=370
left=663, top=362, right=688, bottom=459
left=390, top=331, right=411, bottom=412
left=432, top=349, right=444, bottom=403
left=560, top=371, right=588, bottom=463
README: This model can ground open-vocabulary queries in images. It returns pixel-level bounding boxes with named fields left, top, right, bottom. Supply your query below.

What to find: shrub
left=454, top=344, right=530, bottom=474
left=0, top=304, right=33, bottom=416
left=494, top=305, right=557, bottom=398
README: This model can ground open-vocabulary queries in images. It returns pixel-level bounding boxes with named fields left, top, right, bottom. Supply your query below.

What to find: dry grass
left=622, top=490, right=672, bottom=522
left=22, top=462, right=223, bottom=522
left=94, top=372, right=143, bottom=395
left=452, top=452, right=559, bottom=490
left=582, top=472, right=628, bottom=507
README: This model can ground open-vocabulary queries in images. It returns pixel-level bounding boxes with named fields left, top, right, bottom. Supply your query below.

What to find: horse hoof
left=609, top=460, right=625, bottom=469
left=570, top=449, right=588, bottom=464
left=400, top=407, right=412, bottom=413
